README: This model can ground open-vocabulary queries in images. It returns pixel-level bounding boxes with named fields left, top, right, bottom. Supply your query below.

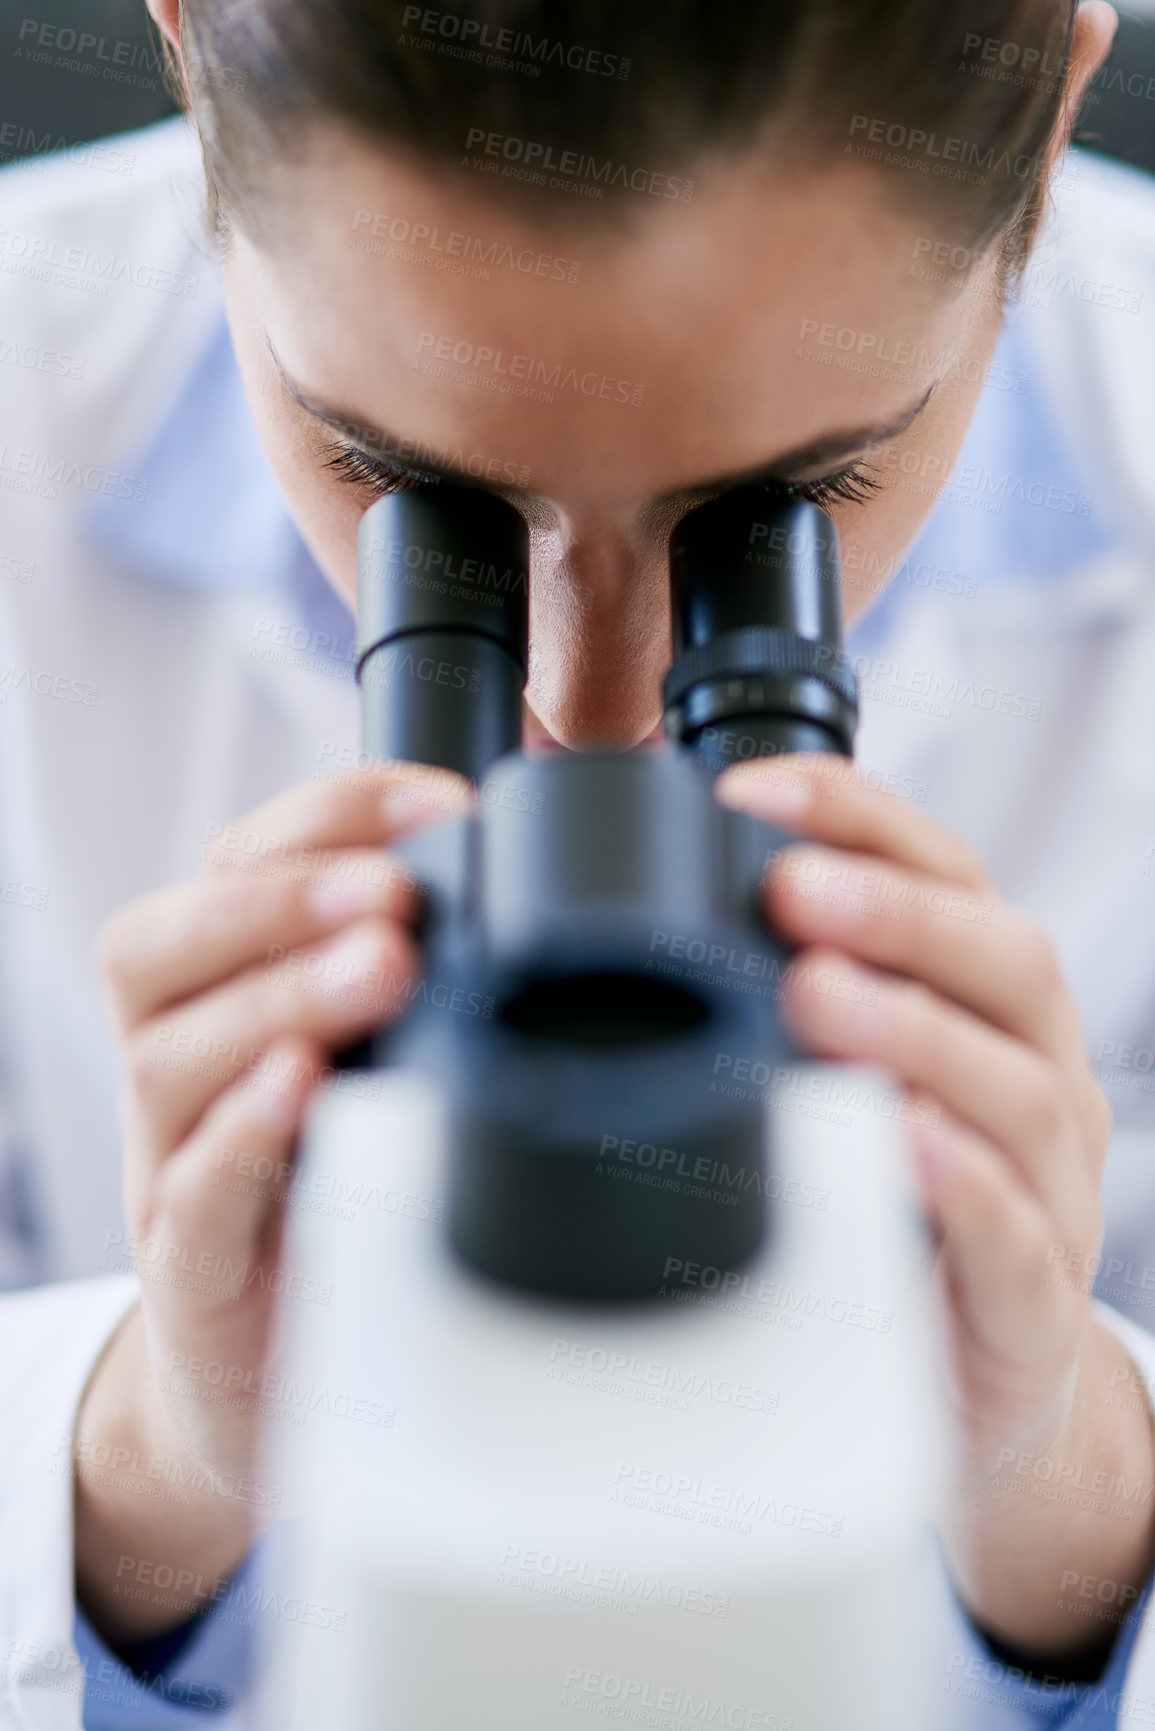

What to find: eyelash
left=781, top=459, right=882, bottom=510
left=322, top=440, right=434, bottom=496
left=321, top=440, right=884, bottom=512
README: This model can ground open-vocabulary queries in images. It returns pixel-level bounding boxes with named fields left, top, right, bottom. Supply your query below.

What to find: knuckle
left=204, top=874, right=292, bottom=942
left=1013, top=920, right=1062, bottom=998
left=243, top=965, right=302, bottom=1037
left=967, top=1160, right=1021, bottom=1242
left=1050, top=1204, right=1103, bottom=1284
left=894, top=978, right=942, bottom=1051
left=152, top=1156, right=202, bottom=1232
left=1081, top=1079, right=1114, bottom=1157
left=1018, top=1205, right=1068, bottom=1283
left=1017, top=1060, right=1067, bottom=1147
left=250, top=965, right=305, bottom=1025
left=252, top=930, right=391, bottom=1021
left=124, top=1025, right=173, bottom=1109
left=152, top=1161, right=229, bottom=1259
left=941, top=835, right=986, bottom=889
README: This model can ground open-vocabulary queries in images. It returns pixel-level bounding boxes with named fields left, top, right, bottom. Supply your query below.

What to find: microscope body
left=258, top=483, right=948, bottom=1729
left=263, top=1069, right=940, bottom=1731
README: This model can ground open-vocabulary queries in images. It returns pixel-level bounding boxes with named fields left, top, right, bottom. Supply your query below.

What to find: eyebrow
left=271, top=342, right=938, bottom=498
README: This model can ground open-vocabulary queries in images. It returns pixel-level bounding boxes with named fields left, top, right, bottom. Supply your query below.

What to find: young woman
left=2, top=0, right=1155, bottom=1724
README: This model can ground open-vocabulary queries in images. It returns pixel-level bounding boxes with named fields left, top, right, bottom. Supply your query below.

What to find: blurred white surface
left=262, top=1067, right=946, bottom=1731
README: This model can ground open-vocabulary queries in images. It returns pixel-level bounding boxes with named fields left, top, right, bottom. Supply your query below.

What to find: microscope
left=258, top=482, right=945, bottom=1729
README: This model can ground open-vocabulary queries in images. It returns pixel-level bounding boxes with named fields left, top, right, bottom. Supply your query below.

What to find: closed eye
left=322, top=440, right=442, bottom=497
left=322, top=435, right=884, bottom=514
left=780, top=458, right=882, bottom=510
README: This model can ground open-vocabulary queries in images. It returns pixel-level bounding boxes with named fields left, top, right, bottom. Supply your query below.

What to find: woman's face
left=223, top=132, right=1005, bottom=749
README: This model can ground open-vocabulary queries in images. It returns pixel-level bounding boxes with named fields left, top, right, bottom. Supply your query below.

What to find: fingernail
left=322, top=921, right=386, bottom=984
left=305, top=877, right=385, bottom=924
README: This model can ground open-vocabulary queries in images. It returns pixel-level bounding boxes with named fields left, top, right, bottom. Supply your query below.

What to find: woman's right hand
left=74, top=762, right=470, bottom=1642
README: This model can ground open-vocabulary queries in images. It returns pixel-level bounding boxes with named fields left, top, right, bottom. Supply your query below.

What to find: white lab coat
left=0, top=119, right=1153, bottom=1725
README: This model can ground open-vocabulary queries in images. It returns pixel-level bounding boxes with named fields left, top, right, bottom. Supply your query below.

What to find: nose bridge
left=525, top=512, right=674, bottom=748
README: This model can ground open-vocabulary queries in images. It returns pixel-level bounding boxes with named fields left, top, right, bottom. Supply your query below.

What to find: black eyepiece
left=357, top=483, right=530, bottom=782
left=664, top=489, right=857, bottom=773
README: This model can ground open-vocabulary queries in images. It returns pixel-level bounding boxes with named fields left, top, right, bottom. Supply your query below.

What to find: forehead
left=232, top=130, right=989, bottom=502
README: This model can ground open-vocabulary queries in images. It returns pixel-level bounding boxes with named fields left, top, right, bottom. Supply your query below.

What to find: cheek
left=830, top=472, right=941, bottom=625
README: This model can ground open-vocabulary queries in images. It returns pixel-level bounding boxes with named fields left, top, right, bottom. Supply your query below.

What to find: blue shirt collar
left=906, top=304, right=1117, bottom=578
left=850, top=305, right=1122, bottom=649
left=82, top=317, right=356, bottom=669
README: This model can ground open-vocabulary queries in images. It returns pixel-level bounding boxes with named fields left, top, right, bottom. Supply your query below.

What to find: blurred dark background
left=0, top=0, right=1152, bottom=175
left=0, top=0, right=174, bottom=169
left=1074, top=5, right=1155, bottom=173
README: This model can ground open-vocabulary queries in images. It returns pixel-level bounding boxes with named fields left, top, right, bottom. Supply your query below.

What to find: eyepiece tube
left=664, top=489, right=857, bottom=774
left=357, top=484, right=530, bottom=782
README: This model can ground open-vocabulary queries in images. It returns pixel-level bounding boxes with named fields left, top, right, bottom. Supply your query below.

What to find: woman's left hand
left=719, top=752, right=1153, bottom=1663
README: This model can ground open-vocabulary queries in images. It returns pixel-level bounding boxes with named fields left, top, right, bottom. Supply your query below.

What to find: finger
left=767, top=844, right=1083, bottom=1064
left=912, top=1112, right=1090, bottom=1410
left=199, top=843, right=419, bottom=899
left=127, top=917, right=418, bottom=1158
left=718, top=753, right=988, bottom=889
left=204, top=762, right=472, bottom=876
left=136, top=1037, right=319, bottom=1298
left=781, top=947, right=1098, bottom=1230
left=100, top=857, right=418, bottom=1033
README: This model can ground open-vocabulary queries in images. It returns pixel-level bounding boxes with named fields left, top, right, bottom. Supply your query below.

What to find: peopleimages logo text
left=463, top=129, right=694, bottom=201
left=401, top=6, right=631, bottom=78
left=848, top=114, right=1033, bottom=180
left=415, top=330, right=645, bottom=405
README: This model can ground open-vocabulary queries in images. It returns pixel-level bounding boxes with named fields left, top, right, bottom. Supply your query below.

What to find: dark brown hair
left=174, top=0, right=1079, bottom=267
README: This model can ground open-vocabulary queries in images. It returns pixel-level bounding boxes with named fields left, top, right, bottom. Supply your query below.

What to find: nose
left=523, top=518, right=673, bottom=750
